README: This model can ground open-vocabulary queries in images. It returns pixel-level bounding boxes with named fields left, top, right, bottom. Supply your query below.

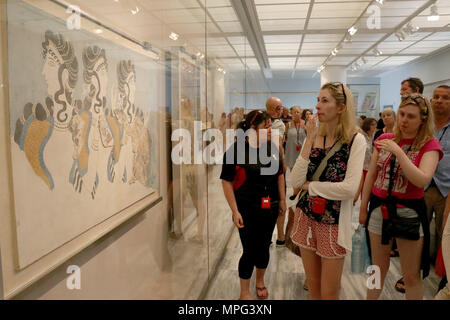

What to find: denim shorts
left=368, top=206, right=424, bottom=237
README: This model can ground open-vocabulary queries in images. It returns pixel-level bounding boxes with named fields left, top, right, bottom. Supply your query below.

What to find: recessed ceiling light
left=94, top=29, right=103, bottom=34
left=169, top=32, right=179, bottom=41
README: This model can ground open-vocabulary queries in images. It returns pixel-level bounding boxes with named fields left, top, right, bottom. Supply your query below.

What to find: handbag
left=383, top=153, right=421, bottom=241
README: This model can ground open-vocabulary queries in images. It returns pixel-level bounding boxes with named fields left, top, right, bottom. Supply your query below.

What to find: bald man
left=266, top=97, right=288, bottom=246
left=266, top=97, right=285, bottom=138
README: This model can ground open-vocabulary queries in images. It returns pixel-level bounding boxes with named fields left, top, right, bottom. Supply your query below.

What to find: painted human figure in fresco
left=14, top=30, right=79, bottom=190
left=113, top=60, right=151, bottom=187
left=75, top=45, right=122, bottom=199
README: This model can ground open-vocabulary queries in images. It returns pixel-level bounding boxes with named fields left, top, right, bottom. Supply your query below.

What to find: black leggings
left=236, top=202, right=279, bottom=280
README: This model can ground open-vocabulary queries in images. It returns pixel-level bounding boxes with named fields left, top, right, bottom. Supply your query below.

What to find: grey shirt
left=285, top=125, right=306, bottom=168
left=431, top=122, right=450, bottom=197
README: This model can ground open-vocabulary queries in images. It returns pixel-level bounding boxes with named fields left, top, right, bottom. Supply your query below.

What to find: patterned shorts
left=290, top=208, right=346, bottom=259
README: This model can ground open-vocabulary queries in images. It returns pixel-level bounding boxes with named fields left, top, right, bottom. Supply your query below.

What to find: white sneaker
left=434, top=285, right=450, bottom=300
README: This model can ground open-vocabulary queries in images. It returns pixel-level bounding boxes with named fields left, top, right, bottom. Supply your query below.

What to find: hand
left=301, top=181, right=310, bottom=191
left=305, top=114, right=318, bottom=140
left=375, top=139, right=403, bottom=156
left=359, top=206, right=368, bottom=226
left=279, top=200, right=287, bottom=216
left=232, top=211, right=244, bottom=229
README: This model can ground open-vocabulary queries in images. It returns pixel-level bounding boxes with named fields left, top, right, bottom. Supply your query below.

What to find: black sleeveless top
left=296, top=137, right=353, bottom=225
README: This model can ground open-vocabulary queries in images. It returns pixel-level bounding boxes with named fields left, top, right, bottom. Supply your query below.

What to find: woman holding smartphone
left=359, top=93, right=443, bottom=300
left=221, top=110, right=286, bottom=300
left=290, top=82, right=366, bottom=299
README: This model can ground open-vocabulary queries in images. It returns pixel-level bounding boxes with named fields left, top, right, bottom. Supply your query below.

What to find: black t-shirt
left=220, top=140, right=283, bottom=206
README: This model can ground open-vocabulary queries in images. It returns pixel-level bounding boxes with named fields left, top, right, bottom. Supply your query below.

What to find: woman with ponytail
left=221, top=110, right=286, bottom=300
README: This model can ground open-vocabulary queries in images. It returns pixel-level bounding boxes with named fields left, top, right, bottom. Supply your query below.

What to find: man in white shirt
left=266, top=97, right=287, bottom=246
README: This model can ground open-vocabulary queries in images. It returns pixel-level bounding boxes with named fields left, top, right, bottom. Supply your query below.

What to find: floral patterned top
left=296, top=140, right=352, bottom=224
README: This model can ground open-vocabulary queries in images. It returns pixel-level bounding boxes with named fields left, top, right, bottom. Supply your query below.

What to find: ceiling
left=62, top=0, right=450, bottom=78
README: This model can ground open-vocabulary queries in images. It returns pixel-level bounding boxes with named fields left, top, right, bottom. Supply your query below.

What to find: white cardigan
left=290, top=133, right=367, bottom=252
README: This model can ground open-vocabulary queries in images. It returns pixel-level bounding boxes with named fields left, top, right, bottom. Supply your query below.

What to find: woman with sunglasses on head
left=221, top=110, right=286, bottom=300
left=359, top=94, right=443, bottom=300
left=290, top=82, right=367, bottom=299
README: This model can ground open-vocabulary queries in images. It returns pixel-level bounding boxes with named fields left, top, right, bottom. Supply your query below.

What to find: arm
left=376, top=139, right=440, bottom=188
left=359, top=148, right=379, bottom=225
left=221, top=180, right=244, bottom=228
left=308, top=133, right=367, bottom=200
left=278, top=173, right=286, bottom=216
left=442, top=191, right=450, bottom=234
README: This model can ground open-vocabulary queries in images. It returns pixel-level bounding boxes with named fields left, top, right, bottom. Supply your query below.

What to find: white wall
left=379, top=47, right=450, bottom=111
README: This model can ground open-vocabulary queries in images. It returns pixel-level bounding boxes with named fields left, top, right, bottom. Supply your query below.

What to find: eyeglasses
left=275, top=105, right=283, bottom=111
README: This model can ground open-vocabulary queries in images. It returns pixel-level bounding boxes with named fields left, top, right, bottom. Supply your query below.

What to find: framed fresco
left=4, top=0, right=161, bottom=269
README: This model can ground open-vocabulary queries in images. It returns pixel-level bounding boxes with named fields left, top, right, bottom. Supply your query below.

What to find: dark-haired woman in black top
left=221, top=110, right=286, bottom=300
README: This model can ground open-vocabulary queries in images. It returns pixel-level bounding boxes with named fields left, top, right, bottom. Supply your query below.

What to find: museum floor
left=204, top=169, right=442, bottom=300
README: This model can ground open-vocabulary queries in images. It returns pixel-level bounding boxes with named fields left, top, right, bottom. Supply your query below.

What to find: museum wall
left=0, top=0, right=232, bottom=300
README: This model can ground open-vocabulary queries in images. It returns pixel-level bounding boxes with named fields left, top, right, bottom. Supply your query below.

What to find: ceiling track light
left=403, top=22, right=420, bottom=35
left=375, top=0, right=384, bottom=5
left=372, top=48, right=382, bottom=56
left=395, top=30, right=405, bottom=41
left=131, top=6, right=139, bottom=15
left=169, top=32, right=179, bottom=41
left=348, top=26, right=358, bottom=36
left=317, top=65, right=325, bottom=73
left=428, top=4, right=439, bottom=21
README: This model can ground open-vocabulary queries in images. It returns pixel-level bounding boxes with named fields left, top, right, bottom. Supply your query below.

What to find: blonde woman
left=290, top=82, right=366, bottom=299
left=359, top=93, right=443, bottom=300
left=374, top=108, right=396, bottom=141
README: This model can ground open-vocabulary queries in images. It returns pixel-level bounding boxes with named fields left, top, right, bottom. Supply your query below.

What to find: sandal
left=395, top=277, right=406, bottom=294
left=256, top=286, right=269, bottom=299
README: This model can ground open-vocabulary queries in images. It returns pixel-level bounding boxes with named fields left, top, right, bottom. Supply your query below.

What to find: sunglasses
left=402, top=94, right=429, bottom=115
left=331, top=82, right=347, bottom=105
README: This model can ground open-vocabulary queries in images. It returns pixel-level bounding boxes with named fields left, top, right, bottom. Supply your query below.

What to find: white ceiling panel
left=378, top=16, right=408, bottom=29
left=269, top=57, right=296, bottom=68
left=302, top=42, right=336, bottom=49
left=328, top=56, right=359, bottom=64
left=216, top=21, right=242, bottom=32
left=202, top=0, right=231, bottom=7
left=307, top=18, right=356, bottom=29
left=339, top=48, right=369, bottom=54
left=260, top=19, right=305, bottom=31
left=203, top=37, right=229, bottom=45
left=342, top=41, right=373, bottom=50
left=255, top=0, right=311, bottom=4
left=207, top=6, right=238, bottom=22
left=400, top=46, right=444, bottom=55
left=426, top=32, right=450, bottom=41
left=384, top=32, right=431, bottom=42
left=379, top=0, right=428, bottom=17
left=303, top=34, right=343, bottom=42
left=411, top=15, right=450, bottom=28
left=256, top=4, right=310, bottom=20
left=232, top=44, right=255, bottom=56
left=301, top=48, right=337, bottom=55
left=227, top=36, right=248, bottom=44
left=263, top=35, right=302, bottom=43
left=139, top=0, right=200, bottom=11
left=155, top=8, right=208, bottom=24
left=311, top=2, right=370, bottom=18
left=377, top=55, right=421, bottom=66
left=266, top=43, right=300, bottom=51
left=171, top=22, right=220, bottom=33
left=351, top=33, right=385, bottom=42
